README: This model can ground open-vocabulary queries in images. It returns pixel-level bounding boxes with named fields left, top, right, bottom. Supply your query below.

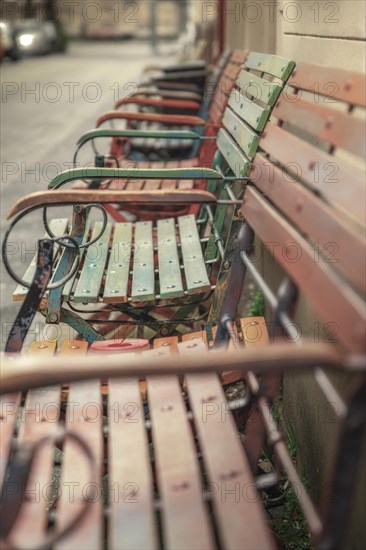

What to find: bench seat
left=0, top=319, right=275, bottom=550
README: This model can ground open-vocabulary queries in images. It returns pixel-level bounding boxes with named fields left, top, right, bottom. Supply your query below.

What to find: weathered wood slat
left=259, top=124, right=366, bottom=227
left=273, top=92, right=366, bottom=158
left=237, top=69, right=282, bottom=107
left=252, top=153, right=366, bottom=294
left=13, top=218, right=69, bottom=301
left=178, top=214, right=211, bottom=294
left=104, top=223, right=133, bottom=303
left=217, top=128, right=251, bottom=177
left=157, top=218, right=184, bottom=298
left=186, top=370, right=275, bottom=549
left=228, top=89, right=270, bottom=131
left=56, top=342, right=102, bottom=550
left=108, top=377, right=157, bottom=550
left=245, top=52, right=295, bottom=80
left=242, top=187, right=366, bottom=353
left=222, top=108, right=260, bottom=159
left=131, top=221, right=155, bottom=301
left=288, top=62, right=366, bottom=106
left=73, top=222, right=112, bottom=303
left=11, top=341, right=59, bottom=549
left=148, top=374, right=214, bottom=549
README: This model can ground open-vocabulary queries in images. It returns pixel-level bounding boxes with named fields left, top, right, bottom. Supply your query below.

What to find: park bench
left=1, top=56, right=366, bottom=549
left=88, top=49, right=246, bottom=163
left=1, top=99, right=365, bottom=547
left=4, top=53, right=296, bottom=344
left=74, top=50, right=295, bottom=224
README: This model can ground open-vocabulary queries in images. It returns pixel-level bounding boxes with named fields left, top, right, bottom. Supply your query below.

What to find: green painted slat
left=237, top=69, right=282, bottom=107
left=157, top=218, right=184, bottom=299
left=49, top=167, right=221, bottom=189
left=62, top=219, right=92, bottom=300
left=178, top=215, right=211, bottom=295
left=13, top=219, right=69, bottom=301
left=217, top=129, right=251, bottom=178
left=103, top=223, right=133, bottom=303
left=131, top=221, right=155, bottom=301
left=227, top=89, right=269, bottom=132
left=223, top=108, right=260, bottom=160
left=245, top=52, right=295, bottom=81
left=73, top=222, right=112, bottom=303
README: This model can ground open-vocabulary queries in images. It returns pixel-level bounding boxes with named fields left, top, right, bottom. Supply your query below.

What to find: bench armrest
left=0, top=342, right=345, bottom=394
left=115, top=97, right=201, bottom=111
left=123, top=89, right=203, bottom=103
left=142, top=60, right=207, bottom=74
left=76, top=129, right=201, bottom=150
left=96, top=111, right=206, bottom=128
left=7, top=189, right=217, bottom=219
left=47, top=167, right=221, bottom=190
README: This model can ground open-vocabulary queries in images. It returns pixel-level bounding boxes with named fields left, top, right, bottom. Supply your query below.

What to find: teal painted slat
left=131, top=221, right=155, bottom=301
left=178, top=214, right=211, bottom=295
left=73, top=222, right=112, bottom=303
left=217, top=129, right=251, bottom=178
left=104, top=223, right=133, bottom=303
left=157, top=218, right=184, bottom=299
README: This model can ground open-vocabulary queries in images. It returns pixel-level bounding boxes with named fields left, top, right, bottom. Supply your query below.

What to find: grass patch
left=247, top=290, right=265, bottom=317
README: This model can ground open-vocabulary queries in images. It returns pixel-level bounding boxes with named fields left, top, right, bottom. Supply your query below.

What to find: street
left=0, top=40, right=177, bottom=349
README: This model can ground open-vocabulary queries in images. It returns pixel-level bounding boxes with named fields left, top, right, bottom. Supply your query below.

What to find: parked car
left=0, top=21, right=20, bottom=61
left=12, top=20, right=66, bottom=56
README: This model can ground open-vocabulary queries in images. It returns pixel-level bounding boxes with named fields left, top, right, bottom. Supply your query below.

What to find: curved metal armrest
left=96, top=110, right=206, bottom=128
left=7, top=189, right=218, bottom=219
left=47, top=167, right=221, bottom=190
left=115, top=97, right=201, bottom=111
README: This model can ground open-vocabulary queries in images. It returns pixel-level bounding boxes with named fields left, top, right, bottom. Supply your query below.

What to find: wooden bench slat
left=186, top=370, right=275, bottom=549
left=73, top=222, right=112, bottom=303
left=157, top=218, right=184, bottom=299
left=223, top=107, right=260, bottom=159
left=242, top=187, right=366, bottom=353
left=178, top=214, right=211, bottom=294
left=131, top=221, right=155, bottom=301
left=11, top=341, right=59, bottom=548
left=56, top=343, right=103, bottom=550
left=228, top=89, right=270, bottom=131
left=237, top=69, right=282, bottom=107
left=13, top=218, right=69, bottom=301
left=217, top=128, right=251, bottom=177
left=259, top=124, right=365, bottom=226
left=108, top=377, right=157, bottom=550
left=274, top=92, right=366, bottom=158
left=252, top=153, right=366, bottom=294
left=147, top=374, right=215, bottom=549
left=104, top=223, right=133, bottom=303
left=245, top=52, right=295, bottom=80
left=288, top=62, right=366, bottom=107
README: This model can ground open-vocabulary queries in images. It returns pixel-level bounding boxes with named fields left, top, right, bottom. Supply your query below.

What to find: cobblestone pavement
left=1, top=40, right=177, bottom=350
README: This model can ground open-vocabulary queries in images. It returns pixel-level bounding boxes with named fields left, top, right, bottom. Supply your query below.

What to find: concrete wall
left=223, top=1, right=366, bottom=548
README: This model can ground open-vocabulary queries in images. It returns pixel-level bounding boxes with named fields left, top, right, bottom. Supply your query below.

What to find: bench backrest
left=239, top=62, right=365, bottom=353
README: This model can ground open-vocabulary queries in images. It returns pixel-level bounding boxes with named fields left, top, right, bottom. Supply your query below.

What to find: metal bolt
left=162, top=342, right=171, bottom=347
left=223, top=261, right=230, bottom=270
left=325, top=116, right=334, bottom=129
left=48, top=313, right=58, bottom=323
left=71, top=345, right=79, bottom=350
left=344, top=79, right=353, bottom=91
left=38, top=344, right=48, bottom=349
left=73, top=206, right=83, bottom=213
left=308, top=161, right=316, bottom=171
left=250, top=321, right=259, bottom=326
